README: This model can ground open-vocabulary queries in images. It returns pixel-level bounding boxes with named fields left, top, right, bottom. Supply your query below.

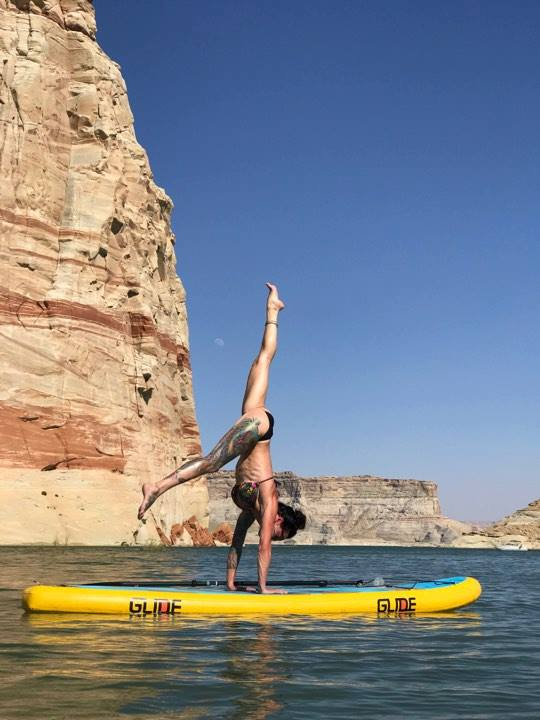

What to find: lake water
left=1, top=546, right=539, bottom=719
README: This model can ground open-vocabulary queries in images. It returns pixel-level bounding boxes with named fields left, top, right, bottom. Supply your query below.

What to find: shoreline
left=3, top=540, right=538, bottom=550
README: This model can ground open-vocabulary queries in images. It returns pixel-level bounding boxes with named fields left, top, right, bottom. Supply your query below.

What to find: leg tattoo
left=201, top=417, right=261, bottom=473
left=138, top=417, right=261, bottom=519
left=227, top=547, right=241, bottom=571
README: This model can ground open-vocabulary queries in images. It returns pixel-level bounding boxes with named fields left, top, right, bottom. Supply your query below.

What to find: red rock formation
left=170, top=523, right=185, bottom=545
left=182, top=515, right=215, bottom=547
left=212, top=522, right=234, bottom=545
left=155, top=524, right=172, bottom=547
left=0, top=0, right=207, bottom=544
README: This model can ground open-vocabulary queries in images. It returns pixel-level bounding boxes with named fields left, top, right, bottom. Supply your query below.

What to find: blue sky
left=95, top=1, right=539, bottom=520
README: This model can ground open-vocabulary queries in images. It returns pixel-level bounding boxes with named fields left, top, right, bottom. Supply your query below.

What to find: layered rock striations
left=208, top=471, right=471, bottom=546
left=454, top=499, right=540, bottom=550
left=0, top=0, right=206, bottom=544
left=486, top=499, right=540, bottom=542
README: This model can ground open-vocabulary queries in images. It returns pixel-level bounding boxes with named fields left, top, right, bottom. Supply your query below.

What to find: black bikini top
left=258, top=410, right=274, bottom=442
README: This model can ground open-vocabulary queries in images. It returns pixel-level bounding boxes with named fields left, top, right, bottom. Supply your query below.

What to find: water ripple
left=0, top=546, right=538, bottom=719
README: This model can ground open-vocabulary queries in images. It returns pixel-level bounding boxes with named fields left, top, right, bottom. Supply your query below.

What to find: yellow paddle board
left=23, top=576, right=482, bottom=616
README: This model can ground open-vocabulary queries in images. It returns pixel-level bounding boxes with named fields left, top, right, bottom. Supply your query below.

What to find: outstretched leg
left=139, top=283, right=285, bottom=519
left=241, top=282, right=285, bottom=413
left=138, top=416, right=262, bottom=519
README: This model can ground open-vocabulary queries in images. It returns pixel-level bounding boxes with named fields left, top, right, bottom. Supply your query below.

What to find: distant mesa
left=207, top=471, right=540, bottom=550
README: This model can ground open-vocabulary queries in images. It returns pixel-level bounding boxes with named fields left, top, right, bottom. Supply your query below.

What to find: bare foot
left=266, top=282, right=285, bottom=312
left=138, top=482, right=159, bottom=519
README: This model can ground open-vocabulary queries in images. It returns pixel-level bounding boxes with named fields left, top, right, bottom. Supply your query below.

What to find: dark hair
left=277, top=502, right=306, bottom=540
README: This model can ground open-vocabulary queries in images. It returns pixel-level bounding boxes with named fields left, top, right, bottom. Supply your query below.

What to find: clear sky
left=95, top=0, right=539, bottom=521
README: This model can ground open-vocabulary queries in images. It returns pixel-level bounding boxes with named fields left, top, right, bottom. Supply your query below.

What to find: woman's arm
left=226, top=511, right=255, bottom=590
left=257, top=496, right=287, bottom=594
left=257, top=506, right=273, bottom=592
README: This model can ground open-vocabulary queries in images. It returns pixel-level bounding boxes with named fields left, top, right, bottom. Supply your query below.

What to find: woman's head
left=274, top=502, right=306, bottom=540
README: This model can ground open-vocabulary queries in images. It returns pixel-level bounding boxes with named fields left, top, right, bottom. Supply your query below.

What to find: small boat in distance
left=497, top=541, right=528, bottom=551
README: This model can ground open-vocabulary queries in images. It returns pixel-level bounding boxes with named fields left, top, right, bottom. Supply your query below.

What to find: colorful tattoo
left=206, top=417, right=261, bottom=468
left=172, top=417, right=261, bottom=484
left=227, top=548, right=240, bottom=570
left=175, top=460, right=200, bottom=481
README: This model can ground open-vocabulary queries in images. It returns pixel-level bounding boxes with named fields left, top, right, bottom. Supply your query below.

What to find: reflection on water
left=1, top=546, right=539, bottom=719
left=220, top=622, right=285, bottom=719
left=23, top=608, right=482, bottom=630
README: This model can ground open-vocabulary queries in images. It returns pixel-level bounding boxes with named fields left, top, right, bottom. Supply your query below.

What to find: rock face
left=0, top=0, right=207, bottom=544
left=207, top=471, right=471, bottom=546
left=453, top=499, right=540, bottom=550
left=152, top=516, right=234, bottom=548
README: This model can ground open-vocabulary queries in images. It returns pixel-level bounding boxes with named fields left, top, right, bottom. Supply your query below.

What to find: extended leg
left=241, top=283, right=285, bottom=413
left=138, top=416, right=262, bottom=518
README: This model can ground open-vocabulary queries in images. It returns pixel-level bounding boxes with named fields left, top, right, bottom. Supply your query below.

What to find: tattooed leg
left=138, top=417, right=261, bottom=519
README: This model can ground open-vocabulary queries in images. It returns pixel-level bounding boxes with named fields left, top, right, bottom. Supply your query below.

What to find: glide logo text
left=377, top=597, right=417, bottom=613
left=129, top=598, right=182, bottom=615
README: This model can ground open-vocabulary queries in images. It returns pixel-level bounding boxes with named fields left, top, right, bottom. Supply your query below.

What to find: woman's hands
left=227, top=584, right=288, bottom=594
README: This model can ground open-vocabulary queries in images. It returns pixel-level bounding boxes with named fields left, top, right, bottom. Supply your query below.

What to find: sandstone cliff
left=453, top=499, right=540, bottom=550
left=0, top=0, right=206, bottom=544
left=207, top=471, right=471, bottom=546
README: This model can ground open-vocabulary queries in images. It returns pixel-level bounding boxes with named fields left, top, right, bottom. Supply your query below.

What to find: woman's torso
left=235, top=441, right=273, bottom=484
left=234, top=408, right=274, bottom=484
left=233, top=409, right=276, bottom=514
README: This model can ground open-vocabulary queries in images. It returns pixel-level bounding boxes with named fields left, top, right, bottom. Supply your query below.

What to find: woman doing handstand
left=137, top=283, right=306, bottom=594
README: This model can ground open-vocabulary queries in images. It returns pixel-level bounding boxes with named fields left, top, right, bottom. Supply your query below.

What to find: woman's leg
left=241, top=283, right=285, bottom=413
left=138, top=416, right=262, bottom=518
left=138, top=283, right=285, bottom=519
